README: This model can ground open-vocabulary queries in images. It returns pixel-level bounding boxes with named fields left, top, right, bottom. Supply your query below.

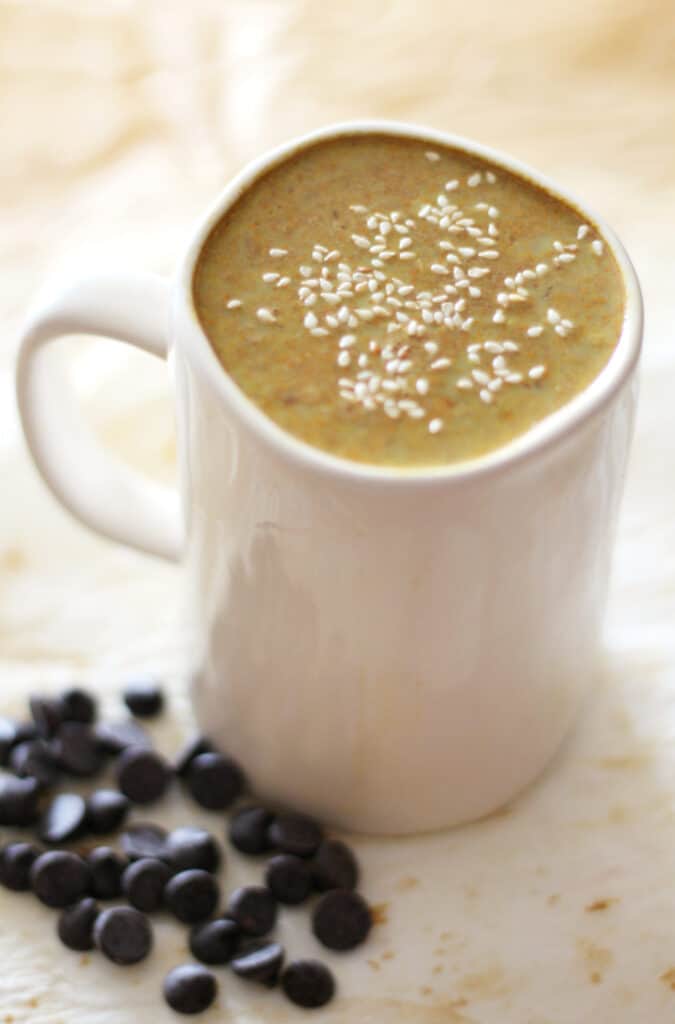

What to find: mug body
left=171, top=121, right=641, bottom=833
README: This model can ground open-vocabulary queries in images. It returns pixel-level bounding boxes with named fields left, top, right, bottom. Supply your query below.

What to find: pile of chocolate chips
left=0, top=680, right=373, bottom=1014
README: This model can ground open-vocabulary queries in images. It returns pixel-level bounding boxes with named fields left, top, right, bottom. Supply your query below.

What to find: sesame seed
left=527, top=325, right=543, bottom=337
left=486, top=171, right=497, bottom=184
left=479, top=388, right=493, bottom=404
left=535, top=263, right=548, bottom=275
left=591, top=239, right=604, bottom=256
left=555, top=324, right=568, bottom=336
left=424, top=341, right=439, bottom=355
left=425, top=151, right=441, bottom=162
left=257, top=307, right=276, bottom=323
left=358, top=354, right=369, bottom=368
left=479, top=250, right=500, bottom=260
left=505, top=372, right=523, bottom=384
left=311, top=327, right=329, bottom=337
left=263, top=272, right=279, bottom=283
left=226, top=299, right=242, bottom=309
left=325, top=315, right=339, bottom=328
left=483, top=341, right=503, bottom=354
left=277, top=276, right=291, bottom=287
left=416, top=378, right=430, bottom=395
left=488, top=378, right=502, bottom=392
left=350, top=204, right=368, bottom=213
left=351, top=234, right=370, bottom=248
left=429, top=418, right=443, bottom=434
left=269, top=248, right=288, bottom=258
left=456, top=378, right=473, bottom=389
left=399, top=251, right=416, bottom=261
left=399, top=236, right=412, bottom=250
left=468, top=352, right=481, bottom=363
left=546, top=308, right=561, bottom=324
left=577, top=224, right=590, bottom=240
left=502, top=341, right=519, bottom=352
left=337, top=351, right=351, bottom=368
left=445, top=180, right=459, bottom=191
left=467, top=172, right=482, bottom=187
left=529, top=365, right=547, bottom=380
left=492, top=355, right=507, bottom=370
left=304, top=311, right=318, bottom=329
left=493, top=310, right=506, bottom=323
left=557, top=252, right=576, bottom=263
left=430, top=357, right=452, bottom=370
left=356, top=309, right=375, bottom=321
left=488, top=206, right=499, bottom=218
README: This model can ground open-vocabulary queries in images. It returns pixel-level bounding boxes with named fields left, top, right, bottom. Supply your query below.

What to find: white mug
left=16, top=121, right=642, bottom=835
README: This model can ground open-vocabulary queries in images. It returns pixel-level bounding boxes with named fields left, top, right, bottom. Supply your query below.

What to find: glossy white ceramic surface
left=16, top=121, right=642, bottom=833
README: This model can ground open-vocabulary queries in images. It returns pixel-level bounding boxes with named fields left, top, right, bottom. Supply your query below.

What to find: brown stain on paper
left=578, top=940, right=613, bottom=984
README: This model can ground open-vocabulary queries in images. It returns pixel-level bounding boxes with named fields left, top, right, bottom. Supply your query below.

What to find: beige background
left=1, top=2, right=675, bottom=1021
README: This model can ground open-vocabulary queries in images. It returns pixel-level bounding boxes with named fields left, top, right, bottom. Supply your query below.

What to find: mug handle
left=15, top=271, right=183, bottom=562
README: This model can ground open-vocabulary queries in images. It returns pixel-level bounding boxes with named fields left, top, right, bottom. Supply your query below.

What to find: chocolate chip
left=163, top=964, right=217, bottom=1014
left=226, top=886, right=277, bottom=937
left=0, top=842, right=40, bottom=890
left=312, top=889, right=372, bottom=951
left=228, top=806, right=273, bottom=856
left=186, top=752, right=244, bottom=811
left=265, top=854, right=312, bottom=905
left=54, top=723, right=104, bottom=778
left=174, top=735, right=212, bottom=777
left=10, top=739, right=60, bottom=788
left=231, top=942, right=284, bottom=987
left=122, top=678, right=164, bottom=718
left=116, top=748, right=171, bottom=805
left=122, top=857, right=171, bottom=913
left=311, top=839, right=359, bottom=891
left=165, top=869, right=219, bottom=924
left=166, top=827, right=221, bottom=873
left=0, top=775, right=41, bottom=826
left=267, top=812, right=323, bottom=858
left=30, top=850, right=90, bottom=908
left=120, top=823, right=168, bottom=862
left=0, top=719, right=36, bottom=766
left=281, top=959, right=335, bottom=1008
left=29, top=696, right=63, bottom=738
left=59, top=688, right=97, bottom=725
left=95, top=719, right=152, bottom=755
left=189, top=917, right=239, bottom=965
left=86, top=790, right=130, bottom=835
left=94, top=906, right=153, bottom=965
left=39, top=793, right=87, bottom=845
left=57, top=897, right=99, bottom=951
left=87, top=847, right=127, bottom=900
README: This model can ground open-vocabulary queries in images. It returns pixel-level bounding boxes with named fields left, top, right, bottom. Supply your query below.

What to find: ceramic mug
left=16, top=121, right=642, bottom=835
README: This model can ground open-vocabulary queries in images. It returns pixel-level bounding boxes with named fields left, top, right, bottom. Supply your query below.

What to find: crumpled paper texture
left=1, top=1, right=674, bottom=1020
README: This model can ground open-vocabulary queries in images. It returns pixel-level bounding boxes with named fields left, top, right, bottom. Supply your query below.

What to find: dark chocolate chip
left=311, top=839, right=359, bottom=891
left=10, top=739, right=60, bottom=788
left=122, top=857, right=171, bottom=913
left=189, top=917, right=239, bottom=965
left=231, top=942, right=284, bottom=987
left=165, top=869, right=219, bottom=924
left=122, top=678, right=165, bottom=718
left=0, top=775, right=41, bottom=826
left=312, top=889, right=372, bottom=951
left=87, top=847, right=127, bottom=900
left=94, top=906, right=153, bottom=965
left=116, top=747, right=171, bottom=805
left=95, top=719, right=152, bottom=755
left=54, top=722, right=104, bottom=778
left=0, top=719, right=36, bottom=766
left=120, top=823, right=168, bottom=862
left=226, top=886, right=277, bottom=937
left=39, top=793, right=87, bottom=844
left=186, top=752, right=244, bottom=811
left=163, top=964, right=217, bottom=1014
left=265, top=854, right=312, bottom=905
left=59, top=688, right=97, bottom=725
left=0, top=841, right=40, bottom=890
left=57, top=897, right=99, bottom=951
left=29, top=696, right=63, bottom=739
left=281, top=959, right=335, bottom=1008
left=30, top=850, right=90, bottom=908
left=86, top=790, right=130, bottom=835
left=174, top=735, right=212, bottom=777
left=267, top=812, right=323, bottom=858
left=228, top=806, right=273, bottom=856
left=166, top=827, right=221, bottom=873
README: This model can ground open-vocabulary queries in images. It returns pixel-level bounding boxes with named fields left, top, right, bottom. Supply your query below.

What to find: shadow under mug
left=15, top=121, right=643, bottom=835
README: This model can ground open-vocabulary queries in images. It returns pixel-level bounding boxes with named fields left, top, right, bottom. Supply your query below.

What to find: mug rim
left=175, top=119, right=643, bottom=486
